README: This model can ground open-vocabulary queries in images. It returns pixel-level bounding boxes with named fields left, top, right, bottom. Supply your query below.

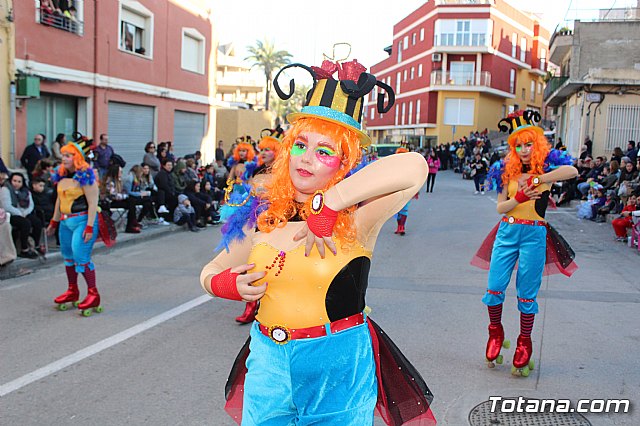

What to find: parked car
left=370, top=144, right=401, bottom=158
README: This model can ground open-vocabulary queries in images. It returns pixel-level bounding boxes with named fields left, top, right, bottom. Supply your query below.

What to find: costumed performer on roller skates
left=48, top=133, right=106, bottom=317
left=471, top=110, right=578, bottom=376
left=200, top=56, right=436, bottom=425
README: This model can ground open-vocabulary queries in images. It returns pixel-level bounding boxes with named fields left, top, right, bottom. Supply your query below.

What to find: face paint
left=290, top=140, right=306, bottom=156
left=315, top=146, right=340, bottom=168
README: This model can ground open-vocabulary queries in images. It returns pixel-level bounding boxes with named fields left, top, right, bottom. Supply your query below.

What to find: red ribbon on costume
left=311, top=59, right=367, bottom=82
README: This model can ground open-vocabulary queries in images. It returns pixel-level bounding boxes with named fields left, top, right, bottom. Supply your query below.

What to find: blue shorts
left=242, top=319, right=378, bottom=425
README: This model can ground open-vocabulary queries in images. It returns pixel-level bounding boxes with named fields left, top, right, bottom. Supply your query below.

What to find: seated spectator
left=617, top=160, right=638, bottom=200
left=31, top=177, right=55, bottom=223
left=184, top=158, right=199, bottom=183
left=174, top=194, right=198, bottom=232
left=51, top=133, right=66, bottom=162
left=184, top=180, right=219, bottom=227
left=32, top=158, right=56, bottom=188
left=139, top=164, right=169, bottom=225
left=0, top=173, right=43, bottom=258
left=577, top=157, right=605, bottom=197
left=154, top=159, right=178, bottom=218
left=0, top=206, right=17, bottom=266
left=202, top=177, right=223, bottom=210
left=612, top=195, right=638, bottom=241
left=172, top=159, right=189, bottom=194
left=577, top=184, right=606, bottom=220
left=0, top=155, right=9, bottom=186
left=142, top=142, right=161, bottom=176
left=123, top=165, right=154, bottom=226
left=101, top=164, right=140, bottom=233
left=213, top=159, right=228, bottom=190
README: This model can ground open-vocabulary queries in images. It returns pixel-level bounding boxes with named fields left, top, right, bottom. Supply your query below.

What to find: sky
left=210, top=0, right=638, bottom=70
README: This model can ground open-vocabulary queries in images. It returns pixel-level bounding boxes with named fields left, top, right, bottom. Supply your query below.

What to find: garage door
left=173, top=110, right=206, bottom=158
left=108, top=102, right=154, bottom=169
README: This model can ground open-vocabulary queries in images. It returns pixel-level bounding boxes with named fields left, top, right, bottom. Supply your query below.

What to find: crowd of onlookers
left=39, top=0, right=79, bottom=32
left=0, top=133, right=255, bottom=265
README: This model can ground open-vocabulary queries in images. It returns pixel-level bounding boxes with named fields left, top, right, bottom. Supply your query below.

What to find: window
left=420, top=28, right=424, bottom=41
left=404, top=69, right=407, bottom=82
left=182, top=28, right=205, bottom=74
left=403, top=36, right=409, bottom=50
left=521, top=88, right=526, bottom=100
left=444, top=98, right=475, bottom=126
left=397, top=41, right=402, bottom=63
left=412, top=33, right=416, bottom=45
left=509, top=69, right=516, bottom=93
left=36, top=0, right=85, bottom=35
left=395, top=104, right=399, bottom=125
left=530, top=81, right=535, bottom=101
left=540, top=49, right=547, bottom=71
left=537, top=82, right=542, bottom=94
left=396, top=72, right=401, bottom=94
left=402, top=103, right=406, bottom=125
left=120, top=3, right=154, bottom=58
left=416, top=100, right=421, bottom=124
left=408, top=102, right=413, bottom=125
left=520, top=37, right=527, bottom=62
left=418, top=64, right=423, bottom=77
left=434, top=19, right=492, bottom=47
left=450, top=62, right=475, bottom=85
left=370, top=107, right=374, bottom=120
left=411, top=67, right=415, bottom=80
left=511, top=33, right=517, bottom=58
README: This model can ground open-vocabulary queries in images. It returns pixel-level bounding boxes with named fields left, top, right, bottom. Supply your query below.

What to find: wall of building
left=215, top=109, right=273, bottom=158
left=0, top=0, right=13, bottom=164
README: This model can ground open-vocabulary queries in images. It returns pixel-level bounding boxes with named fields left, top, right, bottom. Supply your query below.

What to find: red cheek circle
left=316, top=153, right=340, bottom=168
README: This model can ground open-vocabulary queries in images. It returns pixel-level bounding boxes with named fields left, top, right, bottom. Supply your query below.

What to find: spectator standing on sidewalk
left=95, top=134, right=114, bottom=178
left=216, top=140, right=225, bottom=163
left=626, top=140, right=637, bottom=163
left=470, top=153, right=489, bottom=194
left=426, top=150, right=440, bottom=193
left=21, top=134, right=51, bottom=178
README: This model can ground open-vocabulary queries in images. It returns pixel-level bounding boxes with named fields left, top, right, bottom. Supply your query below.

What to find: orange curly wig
left=257, top=117, right=363, bottom=246
left=233, top=142, right=256, bottom=163
left=58, top=143, right=91, bottom=176
left=502, top=128, right=550, bottom=187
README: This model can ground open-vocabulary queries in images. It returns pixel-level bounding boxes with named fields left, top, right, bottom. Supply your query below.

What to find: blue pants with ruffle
left=59, top=214, right=98, bottom=273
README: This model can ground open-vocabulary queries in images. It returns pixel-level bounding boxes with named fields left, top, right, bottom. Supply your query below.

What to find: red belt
left=61, top=211, right=88, bottom=221
left=258, top=312, right=365, bottom=345
left=502, top=216, right=546, bottom=226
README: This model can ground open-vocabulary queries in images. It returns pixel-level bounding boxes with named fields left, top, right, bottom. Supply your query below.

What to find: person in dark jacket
left=21, top=134, right=51, bottom=177
left=154, top=159, right=178, bottom=219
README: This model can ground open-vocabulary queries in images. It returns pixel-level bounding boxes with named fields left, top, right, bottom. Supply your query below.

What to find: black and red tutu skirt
left=223, top=318, right=436, bottom=425
left=470, top=221, right=578, bottom=277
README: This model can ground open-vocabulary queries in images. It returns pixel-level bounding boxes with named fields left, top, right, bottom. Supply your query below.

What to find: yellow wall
left=435, top=91, right=480, bottom=143
left=215, top=108, right=273, bottom=160
left=0, top=0, right=14, bottom=164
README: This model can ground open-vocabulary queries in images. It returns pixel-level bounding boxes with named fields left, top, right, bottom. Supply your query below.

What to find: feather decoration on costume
left=216, top=185, right=259, bottom=252
left=51, top=167, right=96, bottom=186
left=242, top=161, right=257, bottom=180
left=226, top=157, right=238, bottom=169
left=544, top=149, right=575, bottom=172
left=485, top=160, right=506, bottom=193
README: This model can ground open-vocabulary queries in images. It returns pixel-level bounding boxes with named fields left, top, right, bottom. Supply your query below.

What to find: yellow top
left=248, top=242, right=371, bottom=329
left=505, top=179, right=550, bottom=221
left=57, top=179, right=85, bottom=215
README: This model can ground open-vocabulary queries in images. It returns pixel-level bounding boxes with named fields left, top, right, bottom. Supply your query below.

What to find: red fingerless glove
left=210, top=268, right=242, bottom=301
left=514, top=190, right=530, bottom=203
left=49, top=220, right=59, bottom=229
left=307, top=204, right=339, bottom=238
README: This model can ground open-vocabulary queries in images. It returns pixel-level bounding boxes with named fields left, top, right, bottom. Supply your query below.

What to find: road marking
left=0, top=294, right=211, bottom=397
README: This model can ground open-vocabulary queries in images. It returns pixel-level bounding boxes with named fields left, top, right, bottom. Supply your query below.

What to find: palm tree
left=270, top=84, right=310, bottom=125
left=245, top=39, right=292, bottom=111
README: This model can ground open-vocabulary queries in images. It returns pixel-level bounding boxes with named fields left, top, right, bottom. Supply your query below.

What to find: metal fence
left=38, top=9, right=84, bottom=36
left=605, top=104, right=640, bottom=152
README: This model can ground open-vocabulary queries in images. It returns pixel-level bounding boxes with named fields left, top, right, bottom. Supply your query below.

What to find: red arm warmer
left=514, top=190, right=531, bottom=203
left=307, top=205, right=339, bottom=238
left=210, top=268, right=243, bottom=301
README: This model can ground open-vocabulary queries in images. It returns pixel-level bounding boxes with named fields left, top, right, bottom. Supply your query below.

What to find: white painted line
left=0, top=294, right=211, bottom=397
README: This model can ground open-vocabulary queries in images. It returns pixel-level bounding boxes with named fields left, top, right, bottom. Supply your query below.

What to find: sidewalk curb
left=0, top=225, right=189, bottom=281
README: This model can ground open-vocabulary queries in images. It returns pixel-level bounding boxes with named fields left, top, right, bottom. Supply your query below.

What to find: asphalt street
left=0, top=170, right=638, bottom=426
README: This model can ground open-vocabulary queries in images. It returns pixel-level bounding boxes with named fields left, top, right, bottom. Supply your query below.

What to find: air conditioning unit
left=432, top=53, right=442, bottom=62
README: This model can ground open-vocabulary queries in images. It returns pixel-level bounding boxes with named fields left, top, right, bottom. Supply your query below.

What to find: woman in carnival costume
left=48, top=133, right=109, bottom=316
left=201, top=58, right=435, bottom=425
left=394, top=147, right=419, bottom=236
left=471, top=110, right=578, bottom=376
left=253, top=126, right=284, bottom=178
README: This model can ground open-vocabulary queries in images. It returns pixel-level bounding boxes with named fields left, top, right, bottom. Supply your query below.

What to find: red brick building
left=366, top=0, right=549, bottom=147
left=13, top=0, right=218, bottom=167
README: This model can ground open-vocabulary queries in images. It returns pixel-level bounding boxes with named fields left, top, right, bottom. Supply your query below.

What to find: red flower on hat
left=311, top=60, right=340, bottom=80
left=338, top=59, right=366, bottom=82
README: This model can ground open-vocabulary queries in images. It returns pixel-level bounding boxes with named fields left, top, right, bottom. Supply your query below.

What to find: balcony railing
left=430, top=70, right=492, bottom=87
left=543, top=76, right=569, bottom=100
left=38, top=9, right=84, bottom=36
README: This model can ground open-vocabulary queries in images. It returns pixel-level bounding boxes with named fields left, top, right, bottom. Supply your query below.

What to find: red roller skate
left=235, top=301, right=257, bottom=324
left=511, top=335, right=535, bottom=377
left=54, top=284, right=80, bottom=311
left=485, top=324, right=510, bottom=368
left=77, top=287, right=103, bottom=317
